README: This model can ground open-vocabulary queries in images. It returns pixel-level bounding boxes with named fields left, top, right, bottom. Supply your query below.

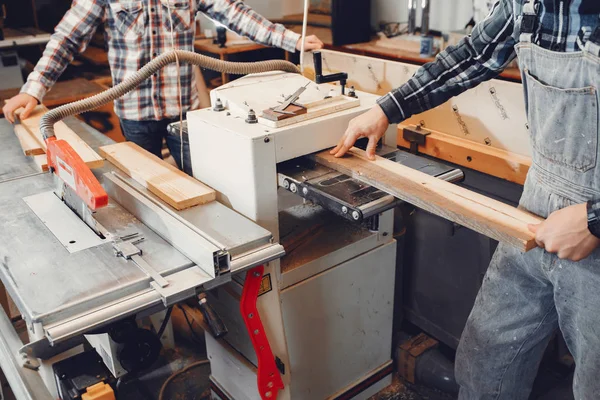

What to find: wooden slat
left=315, top=148, right=542, bottom=252
left=16, top=105, right=104, bottom=169
left=99, top=142, right=216, bottom=210
left=397, top=125, right=532, bottom=185
left=33, top=154, right=49, bottom=172
left=13, top=124, right=44, bottom=156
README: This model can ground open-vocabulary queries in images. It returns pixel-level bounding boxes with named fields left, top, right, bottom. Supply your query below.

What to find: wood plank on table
left=99, top=142, right=216, bottom=210
left=397, top=125, right=532, bottom=185
left=315, top=148, right=542, bottom=252
left=13, top=124, right=44, bottom=156
left=16, top=105, right=104, bottom=169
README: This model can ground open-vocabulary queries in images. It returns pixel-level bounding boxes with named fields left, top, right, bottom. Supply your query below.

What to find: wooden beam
left=13, top=124, right=44, bottom=156
left=16, top=105, right=104, bottom=169
left=99, top=142, right=216, bottom=210
left=315, top=148, right=542, bottom=252
left=397, top=125, right=532, bottom=185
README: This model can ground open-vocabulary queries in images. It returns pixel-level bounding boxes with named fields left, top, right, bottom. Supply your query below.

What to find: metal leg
left=239, top=265, right=284, bottom=400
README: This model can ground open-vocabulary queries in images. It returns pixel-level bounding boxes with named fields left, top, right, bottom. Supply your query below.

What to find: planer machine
left=0, top=53, right=463, bottom=400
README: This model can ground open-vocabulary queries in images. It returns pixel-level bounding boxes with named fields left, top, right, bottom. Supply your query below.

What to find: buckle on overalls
left=521, top=14, right=537, bottom=34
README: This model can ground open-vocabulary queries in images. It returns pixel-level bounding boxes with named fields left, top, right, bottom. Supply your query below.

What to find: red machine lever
left=240, top=265, right=284, bottom=400
left=45, top=137, right=108, bottom=211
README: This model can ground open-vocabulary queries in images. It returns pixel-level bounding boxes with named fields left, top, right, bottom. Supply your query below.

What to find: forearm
left=199, top=0, right=300, bottom=52
left=21, top=0, right=102, bottom=101
left=377, top=0, right=517, bottom=123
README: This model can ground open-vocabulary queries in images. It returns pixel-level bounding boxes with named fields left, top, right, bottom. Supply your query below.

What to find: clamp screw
left=290, top=183, right=298, bottom=193
left=348, top=86, right=357, bottom=98
left=264, top=137, right=270, bottom=143
left=342, top=206, right=348, bottom=214
left=302, top=187, right=308, bottom=196
left=352, top=211, right=360, bottom=220
left=213, top=98, right=225, bottom=112
left=246, top=109, right=258, bottom=124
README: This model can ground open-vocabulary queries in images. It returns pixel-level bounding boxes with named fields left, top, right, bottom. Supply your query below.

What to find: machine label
left=258, top=274, right=272, bottom=297
left=56, top=156, right=76, bottom=190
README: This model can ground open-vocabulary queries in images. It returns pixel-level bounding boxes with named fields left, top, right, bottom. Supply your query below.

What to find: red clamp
left=240, top=265, right=284, bottom=399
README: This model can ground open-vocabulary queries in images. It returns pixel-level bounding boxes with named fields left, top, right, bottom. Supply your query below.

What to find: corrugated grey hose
left=39, top=50, right=300, bottom=140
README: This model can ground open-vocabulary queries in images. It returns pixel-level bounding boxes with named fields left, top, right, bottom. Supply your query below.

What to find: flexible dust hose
left=40, top=50, right=300, bottom=140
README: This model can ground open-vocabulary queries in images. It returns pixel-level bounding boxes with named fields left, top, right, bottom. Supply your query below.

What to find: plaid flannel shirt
left=21, top=0, right=300, bottom=121
left=377, top=0, right=600, bottom=216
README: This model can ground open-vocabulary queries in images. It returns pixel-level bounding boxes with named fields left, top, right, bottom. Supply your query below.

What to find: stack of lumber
left=13, top=105, right=104, bottom=172
left=316, top=148, right=543, bottom=252
left=99, top=142, right=216, bottom=210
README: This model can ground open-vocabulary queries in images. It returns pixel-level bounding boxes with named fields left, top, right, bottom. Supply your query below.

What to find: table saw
left=0, top=68, right=463, bottom=400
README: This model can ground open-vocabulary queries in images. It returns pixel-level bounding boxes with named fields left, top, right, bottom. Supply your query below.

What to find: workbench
left=0, top=79, right=105, bottom=115
left=194, top=39, right=275, bottom=84
left=341, top=40, right=522, bottom=82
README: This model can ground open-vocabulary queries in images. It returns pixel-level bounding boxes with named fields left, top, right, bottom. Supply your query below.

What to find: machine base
left=209, top=361, right=393, bottom=400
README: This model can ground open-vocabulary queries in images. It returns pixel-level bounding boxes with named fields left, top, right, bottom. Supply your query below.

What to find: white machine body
left=187, top=72, right=398, bottom=400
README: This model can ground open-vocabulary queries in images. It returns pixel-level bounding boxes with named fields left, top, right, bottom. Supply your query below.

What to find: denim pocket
left=523, top=69, right=598, bottom=172
left=109, top=1, right=147, bottom=38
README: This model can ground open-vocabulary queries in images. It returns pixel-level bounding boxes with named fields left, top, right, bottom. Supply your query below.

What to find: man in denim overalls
left=333, top=1, right=600, bottom=398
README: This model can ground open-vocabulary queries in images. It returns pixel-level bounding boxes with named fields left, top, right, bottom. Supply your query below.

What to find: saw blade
left=55, top=176, right=108, bottom=239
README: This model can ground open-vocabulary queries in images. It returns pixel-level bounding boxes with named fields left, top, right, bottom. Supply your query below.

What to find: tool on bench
left=262, top=82, right=310, bottom=121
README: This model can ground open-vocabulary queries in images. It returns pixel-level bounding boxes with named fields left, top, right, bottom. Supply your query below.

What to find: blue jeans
left=120, top=118, right=192, bottom=176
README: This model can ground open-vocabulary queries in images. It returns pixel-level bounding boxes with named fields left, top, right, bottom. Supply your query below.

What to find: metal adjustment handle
left=197, top=294, right=228, bottom=339
left=113, top=235, right=169, bottom=288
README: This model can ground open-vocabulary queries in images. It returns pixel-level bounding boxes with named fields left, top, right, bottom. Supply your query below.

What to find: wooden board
left=13, top=124, right=44, bottom=156
left=315, top=148, right=542, bottom=252
left=99, top=142, right=216, bottom=210
left=33, top=154, right=49, bottom=172
left=260, top=95, right=360, bottom=128
left=397, top=125, right=532, bottom=185
left=16, top=105, right=104, bottom=169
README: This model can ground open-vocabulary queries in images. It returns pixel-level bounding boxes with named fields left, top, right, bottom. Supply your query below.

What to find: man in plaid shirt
left=334, top=0, right=600, bottom=398
left=3, top=0, right=323, bottom=174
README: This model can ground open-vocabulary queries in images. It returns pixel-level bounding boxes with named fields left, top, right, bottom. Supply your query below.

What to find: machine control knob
left=246, top=109, right=258, bottom=124
left=352, top=211, right=360, bottom=220
left=290, top=183, right=298, bottom=193
left=213, top=98, right=225, bottom=112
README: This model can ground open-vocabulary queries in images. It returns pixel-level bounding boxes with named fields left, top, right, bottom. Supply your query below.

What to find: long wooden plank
left=16, top=105, right=104, bottom=169
left=315, top=148, right=542, bottom=252
left=397, top=125, right=532, bottom=185
left=99, top=142, right=216, bottom=210
left=13, top=124, right=44, bottom=156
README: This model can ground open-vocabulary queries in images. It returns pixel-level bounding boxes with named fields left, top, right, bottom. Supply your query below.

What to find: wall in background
left=371, top=0, right=475, bottom=33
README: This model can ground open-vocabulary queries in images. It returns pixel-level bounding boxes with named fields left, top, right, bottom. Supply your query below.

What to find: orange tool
left=46, top=137, right=108, bottom=210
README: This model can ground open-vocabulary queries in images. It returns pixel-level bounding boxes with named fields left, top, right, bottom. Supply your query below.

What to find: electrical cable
left=178, top=304, right=205, bottom=345
left=165, top=1, right=186, bottom=173
left=299, top=0, right=309, bottom=74
left=157, top=307, right=173, bottom=339
left=158, top=360, right=210, bottom=400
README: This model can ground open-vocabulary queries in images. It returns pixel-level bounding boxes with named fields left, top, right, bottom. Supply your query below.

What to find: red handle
left=240, top=265, right=284, bottom=399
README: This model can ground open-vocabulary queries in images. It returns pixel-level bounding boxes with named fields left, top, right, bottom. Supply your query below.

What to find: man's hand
left=296, top=35, right=324, bottom=51
left=528, top=203, right=600, bottom=261
left=330, top=105, right=389, bottom=160
left=3, top=93, right=38, bottom=124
